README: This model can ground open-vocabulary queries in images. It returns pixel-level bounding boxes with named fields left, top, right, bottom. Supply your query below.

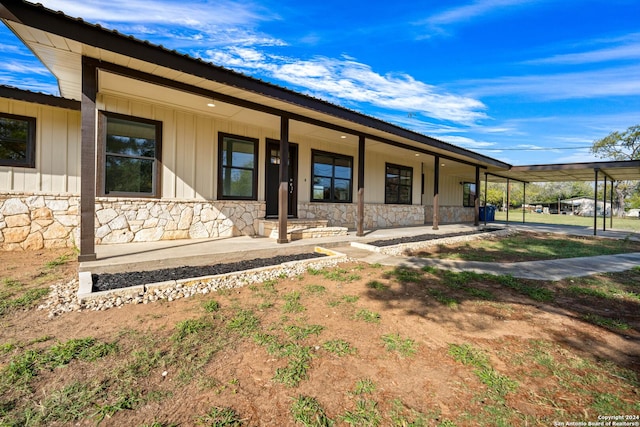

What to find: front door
left=266, top=140, right=298, bottom=217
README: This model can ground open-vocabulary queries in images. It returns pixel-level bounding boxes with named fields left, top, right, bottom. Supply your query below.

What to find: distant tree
left=480, top=183, right=505, bottom=207
left=591, top=124, right=640, bottom=217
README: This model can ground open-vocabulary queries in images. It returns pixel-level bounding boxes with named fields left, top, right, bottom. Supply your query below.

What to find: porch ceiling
left=0, top=2, right=510, bottom=173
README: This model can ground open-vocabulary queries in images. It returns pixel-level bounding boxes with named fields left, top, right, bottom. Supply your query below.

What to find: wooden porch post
left=356, top=135, right=365, bottom=237
left=483, top=173, right=488, bottom=227
left=78, top=57, right=97, bottom=262
left=277, top=116, right=290, bottom=244
left=474, top=166, right=480, bottom=226
left=432, top=156, right=439, bottom=230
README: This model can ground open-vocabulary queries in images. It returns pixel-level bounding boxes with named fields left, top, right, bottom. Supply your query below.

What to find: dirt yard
left=0, top=237, right=638, bottom=426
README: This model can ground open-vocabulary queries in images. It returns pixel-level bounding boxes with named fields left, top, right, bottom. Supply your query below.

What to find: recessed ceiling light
left=207, top=100, right=216, bottom=107
left=340, top=135, right=347, bottom=139
left=441, top=163, right=445, bottom=167
left=415, top=153, right=420, bottom=157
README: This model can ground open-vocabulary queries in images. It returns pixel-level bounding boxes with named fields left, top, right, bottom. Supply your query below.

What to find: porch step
left=258, top=219, right=347, bottom=240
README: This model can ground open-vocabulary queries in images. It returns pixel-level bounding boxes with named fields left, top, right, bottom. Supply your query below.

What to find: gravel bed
left=368, top=227, right=502, bottom=247
left=92, top=253, right=324, bottom=292
left=38, top=252, right=344, bottom=317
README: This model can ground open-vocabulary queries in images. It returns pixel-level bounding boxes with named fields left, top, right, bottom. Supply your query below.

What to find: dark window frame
left=98, top=111, right=163, bottom=198
left=385, top=162, right=413, bottom=205
left=0, top=112, right=36, bottom=168
left=310, top=149, right=353, bottom=203
left=217, top=132, right=259, bottom=200
left=463, top=182, right=476, bottom=207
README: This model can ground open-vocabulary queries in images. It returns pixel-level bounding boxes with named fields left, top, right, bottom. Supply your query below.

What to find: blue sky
left=1, top=0, right=639, bottom=166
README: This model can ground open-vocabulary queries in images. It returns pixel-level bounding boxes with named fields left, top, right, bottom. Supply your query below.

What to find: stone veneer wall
left=298, top=202, right=425, bottom=229
left=0, top=193, right=79, bottom=250
left=1, top=192, right=474, bottom=251
left=424, top=205, right=475, bottom=224
left=95, top=198, right=265, bottom=244
left=0, top=193, right=266, bottom=249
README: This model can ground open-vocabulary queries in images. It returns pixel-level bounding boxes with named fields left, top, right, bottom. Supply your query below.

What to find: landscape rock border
left=38, top=247, right=345, bottom=317
left=351, top=227, right=514, bottom=256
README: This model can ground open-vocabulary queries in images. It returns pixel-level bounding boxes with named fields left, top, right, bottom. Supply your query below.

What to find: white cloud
left=39, top=0, right=285, bottom=48
left=203, top=48, right=488, bottom=124
left=416, top=0, right=538, bottom=37
left=457, top=65, right=640, bottom=100
left=40, top=0, right=272, bottom=26
left=0, top=61, right=52, bottom=76
left=525, top=34, right=640, bottom=65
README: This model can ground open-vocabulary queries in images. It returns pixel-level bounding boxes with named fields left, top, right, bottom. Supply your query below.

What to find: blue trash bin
left=487, top=205, right=495, bottom=221
left=479, top=206, right=486, bottom=221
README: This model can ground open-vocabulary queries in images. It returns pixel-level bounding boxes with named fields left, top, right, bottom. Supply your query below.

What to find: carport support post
left=593, top=169, right=598, bottom=235
left=610, top=180, right=614, bottom=229
left=78, top=57, right=97, bottom=262
left=523, top=183, right=526, bottom=223
left=432, top=156, right=439, bottom=230
left=277, top=116, right=290, bottom=244
left=356, top=135, right=365, bottom=236
left=603, top=177, right=607, bottom=232
left=506, top=179, right=511, bottom=223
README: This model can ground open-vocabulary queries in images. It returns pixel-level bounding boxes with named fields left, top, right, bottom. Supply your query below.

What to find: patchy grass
left=418, top=229, right=640, bottom=262
left=0, top=240, right=638, bottom=426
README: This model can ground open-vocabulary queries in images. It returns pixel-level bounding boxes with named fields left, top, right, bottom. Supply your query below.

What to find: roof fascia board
left=485, top=171, right=529, bottom=184
left=1, top=1, right=509, bottom=170
left=510, top=160, right=640, bottom=172
left=0, top=85, right=80, bottom=110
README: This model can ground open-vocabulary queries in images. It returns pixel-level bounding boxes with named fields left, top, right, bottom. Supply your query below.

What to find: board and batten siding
left=0, top=97, right=80, bottom=194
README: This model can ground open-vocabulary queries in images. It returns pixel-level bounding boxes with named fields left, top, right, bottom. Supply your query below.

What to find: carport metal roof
left=485, top=160, right=640, bottom=183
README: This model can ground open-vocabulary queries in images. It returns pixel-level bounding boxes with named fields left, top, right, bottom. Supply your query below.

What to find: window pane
left=386, top=187, right=397, bottom=204
left=399, top=186, right=411, bottom=204
left=223, top=138, right=255, bottom=168
left=106, top=118, right=156, bottom=157
left=104, top=115, right=160, bottom=196
left=312, top=177, right=331, bottom=200
left=0, top=117, right=28, bottom=140
left=0, top=140, right=27, bottom=161
left=0, top=116, right=30, bottom=162
left=313, top=155, right=333, bottom=176
left=334, top=157, right=352, bottom=179
left=400, top=174, right=412, bottom=186
left=105, top=156, right=153, bottom=194
left=334, top=179, right=351, bottom=201
left=222, top=167, right=254, bottom=198
left=219, top=136, right=257, bottom=199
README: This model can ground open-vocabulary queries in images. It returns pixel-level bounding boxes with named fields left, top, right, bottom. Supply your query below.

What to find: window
left=101, top=112, right=161, bottom=197
left=0, top=112, right=36, bottom=168
left=463, top=182, right=476, bottom=207
left=311, top=150, right=353, bottom=202
left=218, top=133, right=258, bottom=200
left=385, top=163, right=412, bottom=204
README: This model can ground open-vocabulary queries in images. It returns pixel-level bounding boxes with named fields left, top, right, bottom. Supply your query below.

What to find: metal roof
left=486, top=160, right=640, bottom=183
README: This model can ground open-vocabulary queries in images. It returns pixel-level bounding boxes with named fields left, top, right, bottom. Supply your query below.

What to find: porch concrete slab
left=79, top=222, right=640, bottom=281
left=79, top=223, right=483, bottom=274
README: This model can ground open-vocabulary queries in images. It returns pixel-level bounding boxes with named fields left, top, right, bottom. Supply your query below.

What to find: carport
left=482, top=160, right=640, bottom=235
